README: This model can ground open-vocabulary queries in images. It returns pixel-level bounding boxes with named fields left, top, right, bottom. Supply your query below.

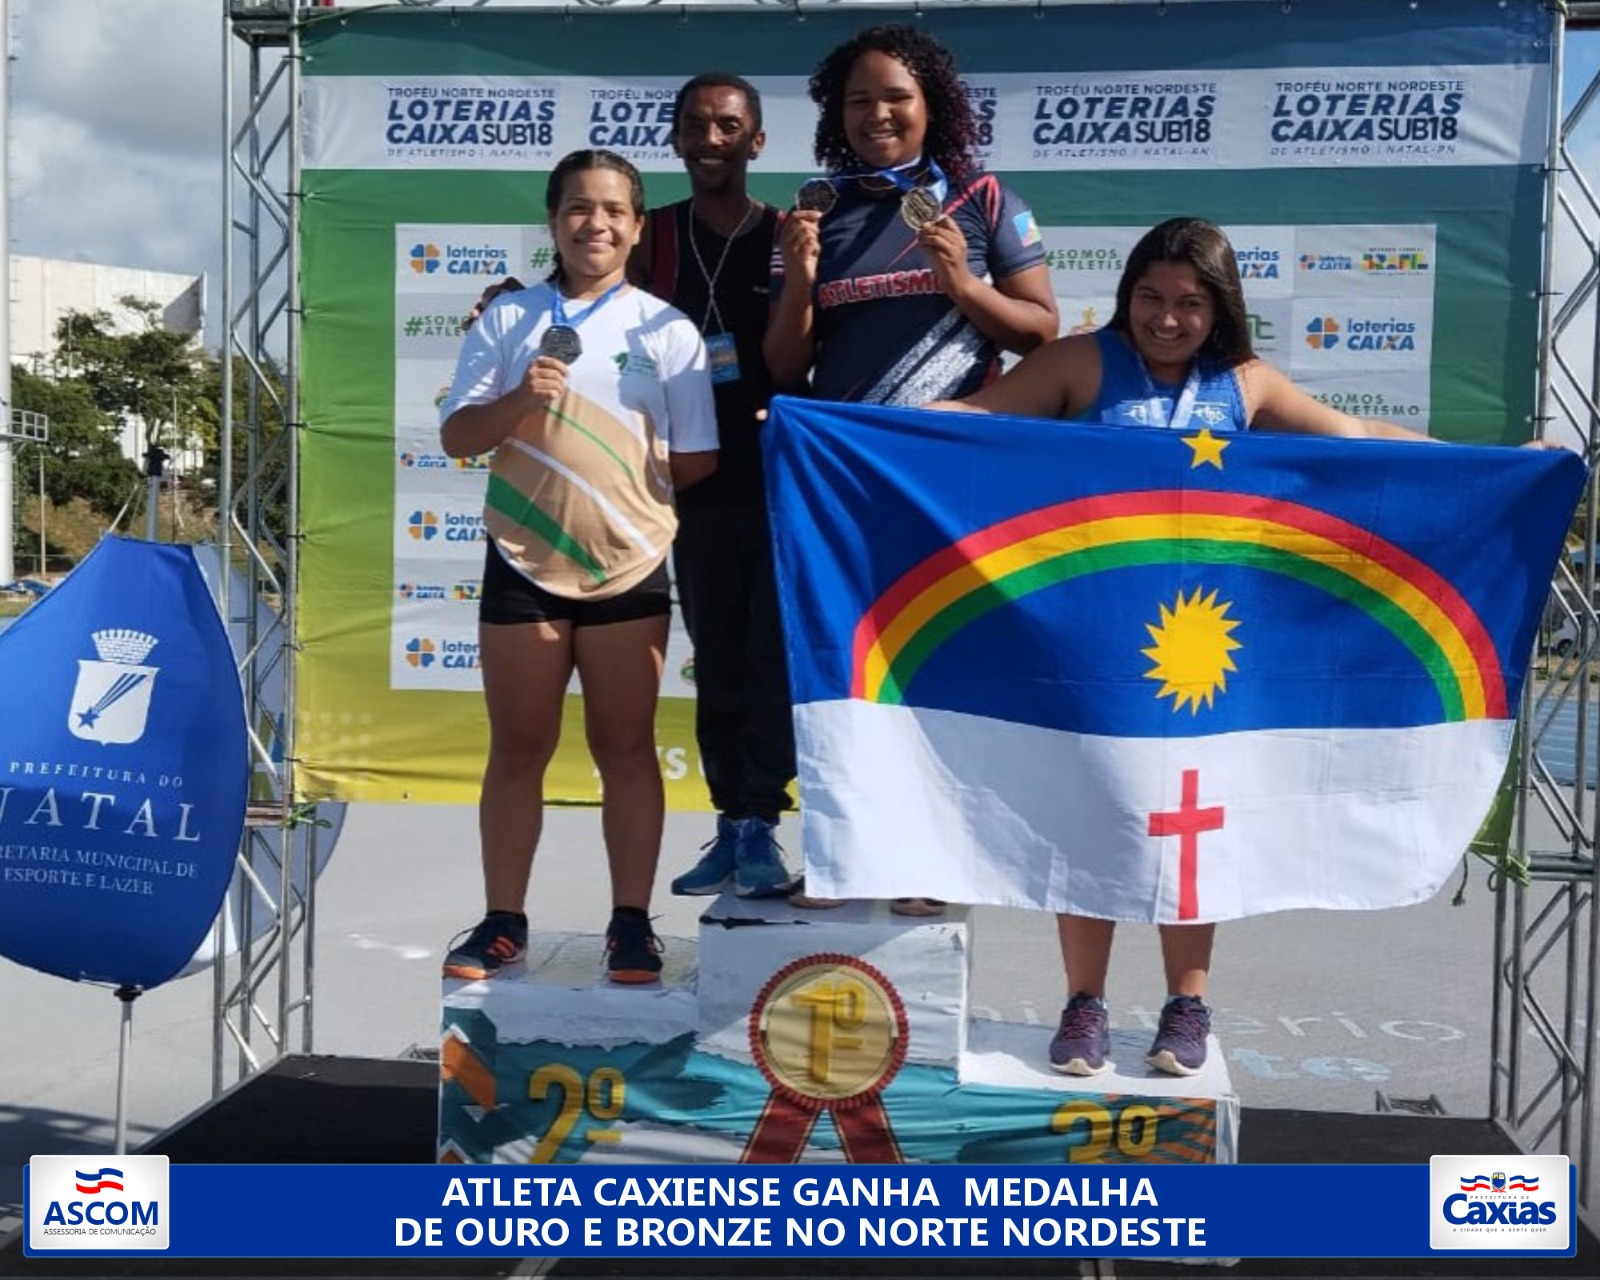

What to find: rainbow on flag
left=764, top=397, right=1584, bottom=920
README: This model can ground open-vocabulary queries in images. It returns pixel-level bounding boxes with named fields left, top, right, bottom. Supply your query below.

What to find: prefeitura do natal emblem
left=69, top=629, right=160, bottom=745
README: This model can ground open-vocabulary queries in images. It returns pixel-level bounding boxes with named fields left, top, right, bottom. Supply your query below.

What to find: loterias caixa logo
left=28, top=1154, right=169, bottom=1251
left=1428, top=1154, right=1570, bottom=1252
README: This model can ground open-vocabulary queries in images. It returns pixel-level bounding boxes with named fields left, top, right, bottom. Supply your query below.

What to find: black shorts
left=478, top=543, right=671, bottom=628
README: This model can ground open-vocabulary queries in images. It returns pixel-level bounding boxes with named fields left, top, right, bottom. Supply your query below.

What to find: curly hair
left=808, top=24, right=980, bottom=184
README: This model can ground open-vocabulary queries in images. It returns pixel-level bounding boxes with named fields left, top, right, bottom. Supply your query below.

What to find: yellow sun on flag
left=1142, top=586, right=1242, bottom=714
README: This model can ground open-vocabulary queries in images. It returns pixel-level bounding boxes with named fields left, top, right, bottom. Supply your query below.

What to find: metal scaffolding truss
left=1502, top=0, right=1600, bottom=1219
left=218, top=0, right=313, bottom=1091
left=221, top=0, right=1600, bottom=1209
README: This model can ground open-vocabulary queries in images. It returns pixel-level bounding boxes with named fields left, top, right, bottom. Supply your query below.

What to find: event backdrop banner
left=297, top=0, right=1552, bottom=803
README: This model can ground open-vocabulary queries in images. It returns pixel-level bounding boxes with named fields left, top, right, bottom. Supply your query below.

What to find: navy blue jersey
left=773, top=171, right=1046, bottom=404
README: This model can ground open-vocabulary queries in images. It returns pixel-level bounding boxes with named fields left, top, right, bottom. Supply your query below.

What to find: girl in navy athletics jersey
left=766, top=23, right=1059, bottom=915
left=765, top=23, right=1058, bottom=409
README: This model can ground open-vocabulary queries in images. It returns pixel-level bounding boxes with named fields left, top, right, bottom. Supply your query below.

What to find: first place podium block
left=441, top=899, right=1237, bottom=1166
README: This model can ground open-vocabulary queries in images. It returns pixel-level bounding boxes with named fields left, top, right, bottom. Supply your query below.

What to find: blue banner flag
left=764, top=398, right=1584, bottom=918
left=0, top=537, right=248, bottom=987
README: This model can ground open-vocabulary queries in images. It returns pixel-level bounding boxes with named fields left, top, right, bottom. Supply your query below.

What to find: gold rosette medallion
left=742, top=953, right=909, bottom=1162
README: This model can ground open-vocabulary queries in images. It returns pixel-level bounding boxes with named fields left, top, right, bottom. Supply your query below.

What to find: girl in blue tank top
left=927, top=216, right=1437, bottom=1079
left=933, top=216, right=1432, bottom=444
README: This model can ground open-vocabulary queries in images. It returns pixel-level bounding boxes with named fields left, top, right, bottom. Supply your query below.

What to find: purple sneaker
left=1049, top=993, right=1110, bottom=1076
left=1146, top=995, right=1211, bottom=1076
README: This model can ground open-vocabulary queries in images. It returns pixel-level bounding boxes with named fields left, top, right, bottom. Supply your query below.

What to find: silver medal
left=539, top=324, right=582, bottom=364
left=795, top=179, right=838, bottom=216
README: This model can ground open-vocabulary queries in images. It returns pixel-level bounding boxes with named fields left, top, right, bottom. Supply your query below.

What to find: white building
left=8, top=254, right=207, bottom=471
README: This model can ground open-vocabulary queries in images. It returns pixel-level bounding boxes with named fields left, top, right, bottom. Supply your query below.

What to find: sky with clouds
left=9, top=0, right=224, bottom=294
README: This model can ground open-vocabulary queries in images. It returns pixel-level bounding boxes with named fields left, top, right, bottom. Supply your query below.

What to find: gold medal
left=742, top=953, right=910, bottom=1163
left=900, top=186, right=943, bottom=231
left=750, top=954, right=905, bottom=1103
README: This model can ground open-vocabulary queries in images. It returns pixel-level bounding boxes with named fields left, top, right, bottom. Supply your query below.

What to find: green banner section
left=297, top=1, right=1550, bottom=803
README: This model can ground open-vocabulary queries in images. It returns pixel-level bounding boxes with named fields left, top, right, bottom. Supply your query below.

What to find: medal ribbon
left=844, top=155, right=949, bottom=208
left=549, top=279, right=626, bottom=335
left=742, top=1090, right=904, bottom=1164
left=1139, top=359, right=1203, bottom=431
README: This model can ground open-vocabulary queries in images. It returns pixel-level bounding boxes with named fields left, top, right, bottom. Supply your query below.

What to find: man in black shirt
left=635, top=73, right=796, bottom=900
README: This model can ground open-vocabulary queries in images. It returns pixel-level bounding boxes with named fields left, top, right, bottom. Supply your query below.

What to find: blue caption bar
left=26, top=1163, right=1577, bottom=1259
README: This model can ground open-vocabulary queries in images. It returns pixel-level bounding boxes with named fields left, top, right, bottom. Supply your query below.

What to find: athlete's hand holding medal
left=520, top=347, right=570, bottom=412
left=911, top=199, right=970, bottom=297
left=787, top=166, right=962, bottom=293
left=779, top=179, right=832, bottom=290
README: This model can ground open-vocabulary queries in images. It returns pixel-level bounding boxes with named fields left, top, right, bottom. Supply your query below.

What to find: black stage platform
left=4, top=1054, right=1595, bottom=1279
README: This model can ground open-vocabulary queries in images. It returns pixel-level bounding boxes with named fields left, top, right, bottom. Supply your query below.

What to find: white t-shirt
left=440, top=281, right=717, bottom=599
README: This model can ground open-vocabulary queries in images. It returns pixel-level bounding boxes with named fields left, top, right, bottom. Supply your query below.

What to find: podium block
left=440, top=899, right=1237, bottom=1166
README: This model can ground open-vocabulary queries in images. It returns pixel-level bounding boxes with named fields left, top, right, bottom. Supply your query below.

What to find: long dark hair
left=808, top=24, right=980, bottom=185
left=542, top=149, right=646, bottom=284
left=1109, top=217, right=1255, bottom=368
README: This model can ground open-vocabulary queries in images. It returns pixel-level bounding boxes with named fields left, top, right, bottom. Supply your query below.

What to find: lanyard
left=1138, top=359, right=1203, bottom=431
left=686, top=200, right=757, bottom=335
left=550, top=279, right=626, bottom=333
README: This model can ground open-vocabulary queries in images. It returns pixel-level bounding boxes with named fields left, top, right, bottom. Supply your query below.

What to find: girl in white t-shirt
left=437, top=149, right=719, bottom=985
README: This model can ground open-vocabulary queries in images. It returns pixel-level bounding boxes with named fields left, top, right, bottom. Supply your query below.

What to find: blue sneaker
left=1146, top=995, right=1211, bottom=1076
left=670, top=815, right=739, bottom=896
left=733, top=817, right=796, bottom=898
left=1049, top=993, right=1110, bottom=1076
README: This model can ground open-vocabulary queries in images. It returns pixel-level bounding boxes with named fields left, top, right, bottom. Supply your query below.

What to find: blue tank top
left=1080, top=328, right=1248, bottom=432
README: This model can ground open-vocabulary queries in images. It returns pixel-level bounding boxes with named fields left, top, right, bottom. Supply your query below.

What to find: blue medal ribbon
left=842, top=156, right=949, bottom=206
left=549, top=278, right=626, bottom=333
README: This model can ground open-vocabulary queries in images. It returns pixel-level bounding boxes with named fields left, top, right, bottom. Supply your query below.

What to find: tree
left=10, top=365, right=140, bottom=520
left=53, top=300, right=213, bottom=463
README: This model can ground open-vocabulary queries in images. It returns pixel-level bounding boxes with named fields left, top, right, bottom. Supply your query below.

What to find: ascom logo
left=1304, top=316, right=1340, bottom=350
left=407, top=510, right=440, bottom=542
left=409, top=242, right=441, bottom=274
left=29, top=1154, right=170, bottom=1250
left=404, top=637, right=437, bottom=669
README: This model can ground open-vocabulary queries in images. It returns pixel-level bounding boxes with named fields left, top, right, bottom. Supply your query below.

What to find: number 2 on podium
left=1051, top=1100, right=1159, bottom=1163
left=527, top=1064, right=627, bottom=1162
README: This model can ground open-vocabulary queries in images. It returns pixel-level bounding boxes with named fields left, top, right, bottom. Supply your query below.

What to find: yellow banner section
left=295, top=693, right=710, bottom=809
